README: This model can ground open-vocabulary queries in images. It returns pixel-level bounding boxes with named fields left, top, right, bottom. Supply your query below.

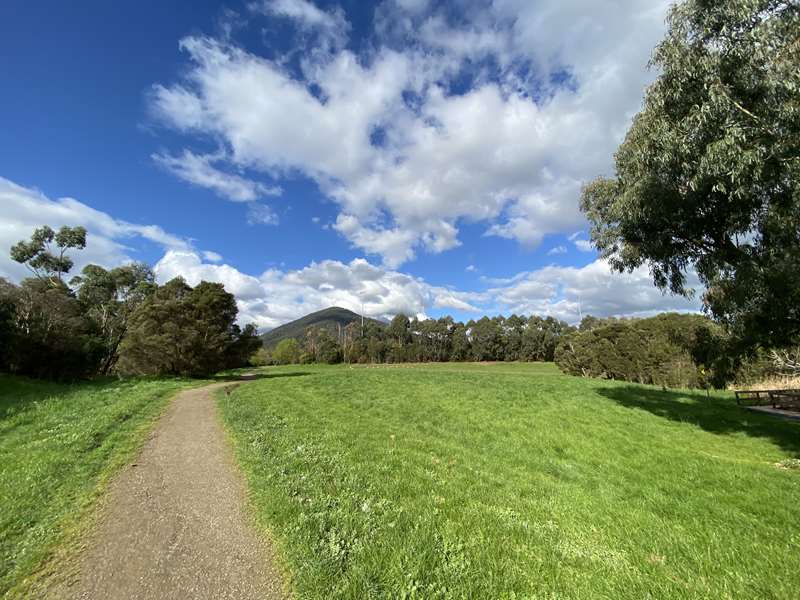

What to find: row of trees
left=0, top=226, right=259, bottom=379
left=259, top=311, right=796, bottom=389
left=255, top=313, right=576, bottom=366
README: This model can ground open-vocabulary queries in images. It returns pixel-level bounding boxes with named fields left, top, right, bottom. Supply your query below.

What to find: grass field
left=0, top=375, right=195, bottom=596
left=220, top=362, right=800, bottom=599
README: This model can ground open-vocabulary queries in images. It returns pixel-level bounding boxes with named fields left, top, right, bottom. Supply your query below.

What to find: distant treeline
left=0, top=226, right=259, bottom=380
left=255, top=313, right=573, bottom=366
left=3, top=225, right=792, bottom=388
left=254, top=311, right=748, bottom=388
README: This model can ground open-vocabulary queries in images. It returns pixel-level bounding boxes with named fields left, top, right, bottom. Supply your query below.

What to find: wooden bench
left=735, top=390, right=773, bottom=406
left=735, top=389, right=800, bottom=409
left=768, top=390, right=800, bottom=410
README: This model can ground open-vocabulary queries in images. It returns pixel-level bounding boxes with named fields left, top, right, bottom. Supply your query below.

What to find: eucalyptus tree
left=10, top=225, right=87, bottom=285
left=581, top=0, right=799, bottom=352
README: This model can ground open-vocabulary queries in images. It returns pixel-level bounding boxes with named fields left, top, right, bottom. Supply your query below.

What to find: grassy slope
left=0, top=375, right=194, bottom=596
left=220, top=363, right=800, bottom=600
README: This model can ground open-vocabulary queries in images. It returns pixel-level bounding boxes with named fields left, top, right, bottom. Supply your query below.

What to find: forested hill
left=260, top=307, right=386, bottom=348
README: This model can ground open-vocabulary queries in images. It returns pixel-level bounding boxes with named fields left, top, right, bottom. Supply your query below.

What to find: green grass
left=219, top=362, right=800, bottom=599
left=0, top=374, right=196, bottom=597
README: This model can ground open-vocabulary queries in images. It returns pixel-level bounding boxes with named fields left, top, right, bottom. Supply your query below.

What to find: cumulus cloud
left=0, top=177, right=191, bottom=282
left=153, top=150, right=281, bottom=202
left=1, top=175, right=699, bottom=332
left=153, top=252, right=465, bottom=328
left=149, top=0, right=671, bottom=266
left=152, top=248, right=700, bottom=330
left=488, top=259, right=702, bottom=323
left=251, top=0, right=349, bottom=48
left=547, top=245, right=567, bottom=255
left=203, top=250, right=223, bottom=262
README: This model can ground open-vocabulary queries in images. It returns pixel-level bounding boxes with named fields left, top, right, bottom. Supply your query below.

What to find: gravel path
left=48, top=381, right=285, bottom=600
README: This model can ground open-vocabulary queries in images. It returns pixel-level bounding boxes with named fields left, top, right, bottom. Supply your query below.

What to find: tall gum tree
left=581, top=0, right=799, bottom=352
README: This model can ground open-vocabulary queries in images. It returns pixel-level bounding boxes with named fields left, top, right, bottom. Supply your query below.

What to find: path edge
left=14, top=381, right=206, bottom=600
left=214, top=382, right=295, bottom=600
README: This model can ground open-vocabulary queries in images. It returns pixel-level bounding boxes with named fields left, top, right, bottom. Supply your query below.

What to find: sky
left=0, top=0, right=702, bottom=330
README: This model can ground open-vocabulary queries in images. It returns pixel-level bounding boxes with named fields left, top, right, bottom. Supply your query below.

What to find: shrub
left=554, top=313, right=723, bottom=388
left=273, top=338, right=301, bottom=365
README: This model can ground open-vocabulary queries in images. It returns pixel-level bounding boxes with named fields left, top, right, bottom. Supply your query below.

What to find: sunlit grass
left=0, top=375, right=195, bottom=596
left=220, top=362, right=800, bottom=599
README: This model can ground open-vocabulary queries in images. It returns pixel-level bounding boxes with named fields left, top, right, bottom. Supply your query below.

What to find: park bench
left=768, top=390, right=800, bottom=410
left=735, top=389, right=800, bottom=410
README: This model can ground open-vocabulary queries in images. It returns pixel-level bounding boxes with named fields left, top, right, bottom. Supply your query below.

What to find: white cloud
left=0, top=175, right=699, bottom=332
left=155, top=250, right=266, bottom=301
left=488, top=259, right=702, bottom=323
left=547, top=245, right=567, bottom=255
left=247, top=203, right=280, bottom=226
left=153, top=150, right=281, bottom=202
left=149, top=0, right=671, bottom=266
left=573, top=239, right=594, bottom=252
left=153, top=251, right=467, bottom=328
left=252, top=0, right=349, bottom=48
left=0, top=177, right=189, bottom=282
left=466, top=264, right=477, bottom=272
left=203, top=250, right=223, bottom=262
left=153, top=248, right=700, bottom=331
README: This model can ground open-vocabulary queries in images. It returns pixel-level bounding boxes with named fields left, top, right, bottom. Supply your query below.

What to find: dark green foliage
left=118, top=278, right=252, bottom=377
left=0, top=279, right=17, bottom=371
left=469, top=316, right=505, bottom=361
left=72, top=263, right=157, bottom=374
left=4, top=225, right=258, bottom=379
left=555, top=313, right=725, bottom=388
left=520, top=316, right=570, bottom=361
left=387, top=313, right=411, bottom=346
left=10, top=225, right=86, bottom=284
left=226, top=323, right=262, bottom=369
left=305, top=328, right=342, bottom=364
left=581, top=0, right=800, bottom=353
left=1, top=278, right=102, bottom=380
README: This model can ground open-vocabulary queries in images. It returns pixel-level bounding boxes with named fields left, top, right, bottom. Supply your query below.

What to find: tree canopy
left=10, top=225, right=87, bottom=284
left=3, top=226, right=259, bottom=379
left=581, top=0, right=799, bottom=352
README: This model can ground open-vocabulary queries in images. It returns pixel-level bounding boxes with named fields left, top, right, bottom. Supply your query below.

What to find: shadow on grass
left=596, top=385, right=800, bottom=457
left=213, top=371, right=313, bottom=382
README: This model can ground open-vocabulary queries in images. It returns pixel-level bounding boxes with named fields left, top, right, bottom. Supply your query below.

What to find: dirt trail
left=47, top=381, right=285, bottom=600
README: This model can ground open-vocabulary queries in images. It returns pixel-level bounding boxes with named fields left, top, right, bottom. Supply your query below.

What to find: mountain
left=260, top=307, right=386, bottom=348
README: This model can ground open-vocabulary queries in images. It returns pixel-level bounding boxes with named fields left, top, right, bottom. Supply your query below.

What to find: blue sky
left=0, top=0, right=700, bottom=329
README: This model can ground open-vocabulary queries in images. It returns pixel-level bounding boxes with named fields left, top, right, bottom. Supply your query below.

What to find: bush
left=554, top=313, right=724, bottom=388
left=273, top=339, right=301, bottom=365
left=250, top=347, right=273, bottom=367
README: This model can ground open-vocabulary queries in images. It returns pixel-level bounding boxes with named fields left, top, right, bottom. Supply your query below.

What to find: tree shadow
left=213, top=371, right=313, bottom=382
left=595, top=384, right=800, bottom=457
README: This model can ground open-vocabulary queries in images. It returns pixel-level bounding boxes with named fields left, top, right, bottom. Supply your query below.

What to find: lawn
left=220, top=362, right=800, bottom=599
left=0, top=375, right=195, bottom=597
